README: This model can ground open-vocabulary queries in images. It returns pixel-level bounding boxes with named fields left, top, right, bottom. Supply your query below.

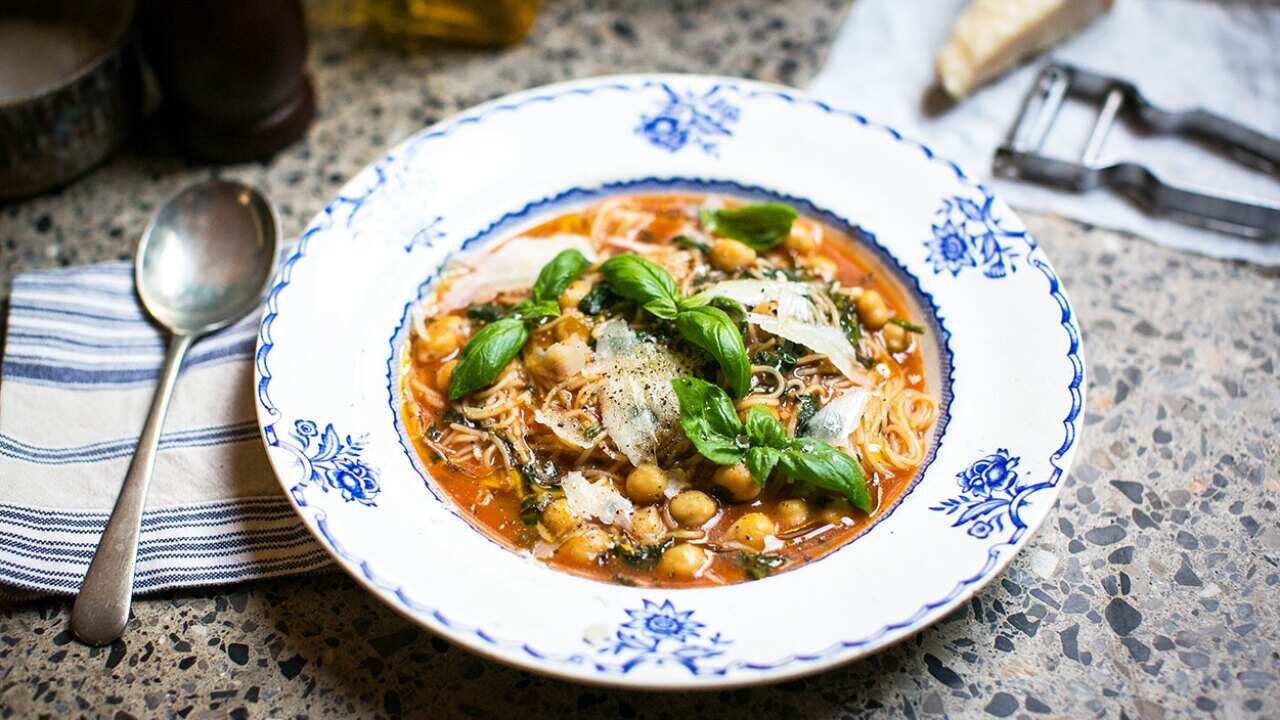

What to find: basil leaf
left=600, top=253, right=680, bottom=320
left=670, top=377, right=746, bottom=465
left=675, top=305, right=752, bottom=398
left=700, top=203, right=798, bottom=251
left=531, top=249, right=590, bottom=303
left=745, top=446, right=782, bottom=486
left=514, top=298, right=560, bottom=322
left=777, top=439, right=872, bottom=512
left=709, top=296, right=747, bottom=326
left=643, top=296, right=680, bottom=321
left=677, top=292, right=710, bottom=310
left=744, top=406, right=787, bottom=449
left=448, top=318, right=529, bottom=400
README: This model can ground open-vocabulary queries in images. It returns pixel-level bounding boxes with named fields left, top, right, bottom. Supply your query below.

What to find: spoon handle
left=72, top=333, right=195, bottom=645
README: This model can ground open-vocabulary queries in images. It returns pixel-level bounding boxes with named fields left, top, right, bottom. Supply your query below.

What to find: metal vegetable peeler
left=993, top=62, right=1280, bottom=240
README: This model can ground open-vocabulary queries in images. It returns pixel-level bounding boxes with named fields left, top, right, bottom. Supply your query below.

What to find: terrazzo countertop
left=2, top=1, right=1277, bottom=717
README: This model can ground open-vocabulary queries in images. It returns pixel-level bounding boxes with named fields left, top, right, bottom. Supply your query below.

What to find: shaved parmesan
left=590, top=320, right=695, bottom=466
left=801, top=388, right=871, bottom=451
left=561, top=471, right=633, bottom=529
left=533, top=407, right=597, bottom=449
left=699, top=278, right=863, bottom=381
left=697, top=279, right=827, bottom=324
left=748, top=313, right=863, bottom=382
left=437, top=234, right=596, bottom=312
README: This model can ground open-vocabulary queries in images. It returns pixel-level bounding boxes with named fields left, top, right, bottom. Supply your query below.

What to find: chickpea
left=630, top=506, right=669, bottom=544
left=713, top=463, right=761, bottom=502
left=625, top=463, right=668, bottom=504
left=819, top=499, right=856, bottom=526
left=882, top=322, right=909, bottom=353
left=856, top=289, right=892, bottom=331
left=657, top=543, right=708, bottom=579
left=669, top=490, right=717, bottom=527
left=730, top=512, right=776, bottom=551
left=556, top=526, right=612, bottom=565
left=560, top=278, right=593, bottom=310
left=776, top=499, right=810, bottom=530
left=804, top=255, right=839, bottom=281
left=421, top=315, right=467, bottom=358
left=709, top=239, right=757, bottom=272
left=541, top=497, right=580, bottom=536
left=785, top=223, right=817, bottom=255
left=434, top=359, right=458, bottom=391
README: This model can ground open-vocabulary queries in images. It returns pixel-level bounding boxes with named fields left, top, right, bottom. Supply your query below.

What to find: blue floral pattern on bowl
left=597, top=599, right=731, bottom=673
left=926, top=194, right=1024, bottom=278
left=931, top=449, right=1035, bottom=539
left=285, top=419, right=381, bottom=506
left=636, top=84, right=739, bottom=155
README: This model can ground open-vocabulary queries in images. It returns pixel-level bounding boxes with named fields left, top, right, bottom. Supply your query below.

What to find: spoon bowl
left=137, top=180, right=278, bottom=334
left=71, top=179, right=278, bottom=646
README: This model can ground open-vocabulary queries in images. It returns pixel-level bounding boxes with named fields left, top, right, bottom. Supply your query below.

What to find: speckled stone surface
left=2, top=2, right=1278, bottom=718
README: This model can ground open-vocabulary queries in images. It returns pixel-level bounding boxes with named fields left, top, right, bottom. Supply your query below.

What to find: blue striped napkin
left=0, top=262, right=330, bottom=596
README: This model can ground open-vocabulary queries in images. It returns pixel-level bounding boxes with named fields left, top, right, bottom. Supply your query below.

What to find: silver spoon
left=71, top=179, right=279, bottom=645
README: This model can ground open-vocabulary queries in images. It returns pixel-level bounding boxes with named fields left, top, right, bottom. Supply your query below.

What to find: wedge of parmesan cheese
left=936, top=0, right=1113, bottom=98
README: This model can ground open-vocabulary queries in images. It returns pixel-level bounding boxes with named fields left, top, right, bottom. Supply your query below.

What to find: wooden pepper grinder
left=139, top=0, right=315, bottom=162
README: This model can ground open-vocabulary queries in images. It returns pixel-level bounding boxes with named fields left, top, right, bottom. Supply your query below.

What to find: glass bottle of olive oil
left=308, top=0, right=540, bottom=46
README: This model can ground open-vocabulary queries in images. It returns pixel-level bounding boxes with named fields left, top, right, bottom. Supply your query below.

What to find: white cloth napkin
left=810, top=0, right=1280, bottom=265
left=0, top=262, right=329, bottom=596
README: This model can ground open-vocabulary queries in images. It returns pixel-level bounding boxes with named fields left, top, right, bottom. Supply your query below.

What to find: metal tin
left=0, top=1, right=142, bottom=200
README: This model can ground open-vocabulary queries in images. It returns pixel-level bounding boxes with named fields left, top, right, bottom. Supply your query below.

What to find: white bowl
left=254, top=74, right=1084, bottom=689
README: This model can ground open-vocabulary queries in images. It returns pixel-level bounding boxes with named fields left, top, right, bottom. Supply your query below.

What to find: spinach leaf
left=736, top=551, right=786, bottom=580
left=675, top=305, right=752, bottom=398
left=614, top=538, right=674, bottom=570
left=447, top=318, right=528, bottom=400
left=465, top=303, right=505, bottom=322
left=519, top=494, right=540, bottom=526
left=752, top=347, right=798, bottom=373
left=576, top=283, right=619, bottom=316
left=600, top=253, right=680, bottom=320
left=673, top=234, right=709, bottom=254
left=794, top=393, right=821, bottom=433
left=889, top=317, right=925, bottom=334
left=700, top=203, right=798, bottom=251
left=777, top=438, right=872, bottom=512
left=670, top=377, right=747, bottom=465
left=531, top=249, right=590, bottom=303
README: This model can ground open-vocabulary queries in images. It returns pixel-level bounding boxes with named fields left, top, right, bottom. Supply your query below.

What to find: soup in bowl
left=399, top=193, right=938, bottom=586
